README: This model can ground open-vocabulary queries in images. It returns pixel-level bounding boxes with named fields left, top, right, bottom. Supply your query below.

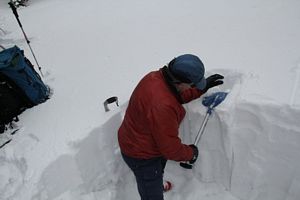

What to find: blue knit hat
left=169, top=54, right=206, bottom=90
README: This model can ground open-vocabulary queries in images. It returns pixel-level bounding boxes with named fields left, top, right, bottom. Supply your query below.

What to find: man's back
left=118, top=70, right=192, bottom=161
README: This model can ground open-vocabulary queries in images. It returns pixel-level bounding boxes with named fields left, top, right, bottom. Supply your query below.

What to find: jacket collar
left=160, top=66, right=184, bottom=104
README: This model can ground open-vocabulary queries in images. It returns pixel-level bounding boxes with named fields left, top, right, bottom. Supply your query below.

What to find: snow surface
left=1, top=0, right=300, bottom=199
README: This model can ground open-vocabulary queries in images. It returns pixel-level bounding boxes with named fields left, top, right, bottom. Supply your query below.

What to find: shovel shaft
left=193, top=112, right=210, bottom=145
left=180, top=111, right=211, bottom=169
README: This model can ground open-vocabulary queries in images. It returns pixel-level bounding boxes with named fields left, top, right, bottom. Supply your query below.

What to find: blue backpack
left=0, top=45, right=50, bottom=128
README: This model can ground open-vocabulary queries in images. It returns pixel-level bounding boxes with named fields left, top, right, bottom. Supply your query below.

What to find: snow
left=1, top=0, right=300, bottom=199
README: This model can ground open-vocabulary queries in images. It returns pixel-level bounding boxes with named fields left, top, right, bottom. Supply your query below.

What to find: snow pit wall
left=228, top=102, right=300, bottom=200
left=183, top=99, right=300, bottom=200
left=31, top=100, right=300, bottom=200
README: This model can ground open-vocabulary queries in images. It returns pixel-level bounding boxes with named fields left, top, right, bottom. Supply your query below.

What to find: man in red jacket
left=118, top=54, right=224, bottom=200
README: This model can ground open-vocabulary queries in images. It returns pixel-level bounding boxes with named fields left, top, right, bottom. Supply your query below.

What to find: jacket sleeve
left=148, top=104, right=194, bottom=161
left=180, top=88, right=204, bottom=103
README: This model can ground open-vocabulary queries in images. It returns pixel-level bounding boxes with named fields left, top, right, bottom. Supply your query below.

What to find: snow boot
left=163, top=181, right=172, bottom=192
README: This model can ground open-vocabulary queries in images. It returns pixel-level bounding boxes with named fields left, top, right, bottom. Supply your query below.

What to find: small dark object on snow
left=104, top=96, right=119, bottom=112
left=0, top=139, right=12, bottom=148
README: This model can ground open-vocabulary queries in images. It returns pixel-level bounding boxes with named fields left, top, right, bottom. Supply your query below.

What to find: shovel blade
left=202, top=92, right=228, bottom=108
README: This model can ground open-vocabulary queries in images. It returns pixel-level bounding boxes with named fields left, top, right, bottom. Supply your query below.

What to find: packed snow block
left=229, top=102, right=300, bottom=200
left=33, top=107, right=131, bottom=199
left=74, top=111, right=126, bottom=194
left=180, top=101, right=232, bottom=189
left=181, top=89, right=300, bottom=200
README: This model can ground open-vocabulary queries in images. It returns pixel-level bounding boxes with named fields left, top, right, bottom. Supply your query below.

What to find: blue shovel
left=180, top=92, right=228, bottom=169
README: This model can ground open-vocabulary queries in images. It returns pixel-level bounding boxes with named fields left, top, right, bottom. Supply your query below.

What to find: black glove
left=203, top=74, right=224, bottom=92
left=189, top=144, right=198, bottom=164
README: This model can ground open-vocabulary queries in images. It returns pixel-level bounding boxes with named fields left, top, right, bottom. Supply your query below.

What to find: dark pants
left=121, top=152, right=167, bottom=200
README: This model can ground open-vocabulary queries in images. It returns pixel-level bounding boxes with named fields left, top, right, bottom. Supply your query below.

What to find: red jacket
left=118, top=69, right=203, bottom=161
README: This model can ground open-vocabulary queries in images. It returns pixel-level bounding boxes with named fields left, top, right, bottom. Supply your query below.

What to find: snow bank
left=187, top=99, right=300, bottom=200
left=2, top=70, right=299, bottom=200
left=182, top=70, right=300, bottom=200
left=229, top=102, right=300, bottom=200
left=22, top=102, right=238, bottom=200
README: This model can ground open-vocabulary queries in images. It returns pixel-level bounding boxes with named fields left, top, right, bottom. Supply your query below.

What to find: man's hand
left=203, top=74, right=224, bottom=92
left=189, top=144, right=198, bottom=164
left=179, top=145, right=199, bottom=169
